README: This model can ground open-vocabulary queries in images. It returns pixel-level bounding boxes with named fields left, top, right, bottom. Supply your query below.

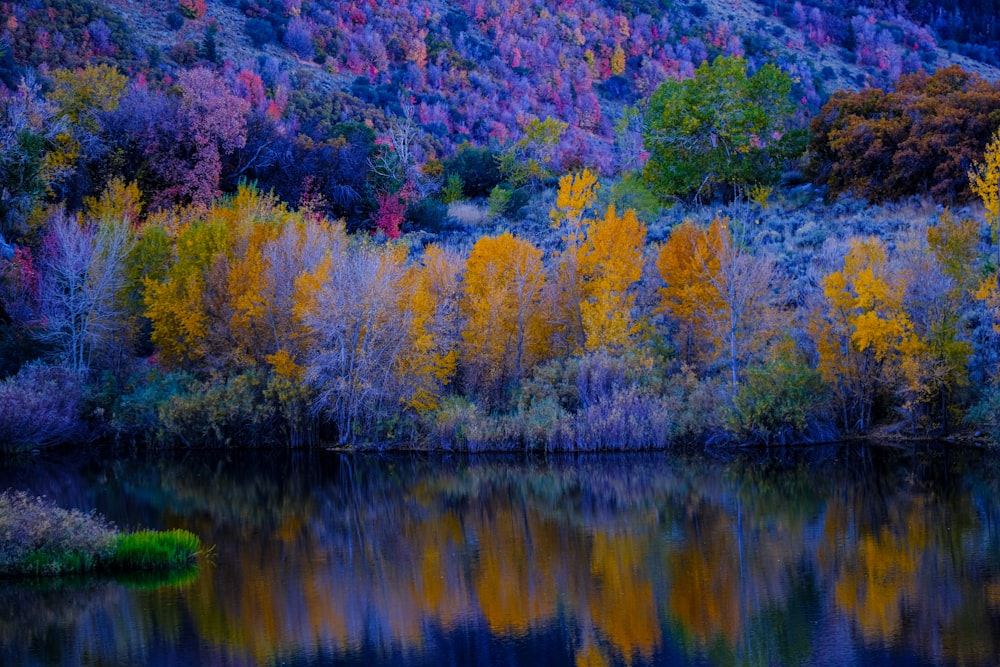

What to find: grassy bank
left=0, top=491, right=200, bottom=576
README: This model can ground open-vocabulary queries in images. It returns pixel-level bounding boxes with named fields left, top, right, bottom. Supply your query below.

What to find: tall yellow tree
left=968, top=131, right=1000, bottom=266
left=396, top=244, right=462, bottom=414
left=656, top=220, right=724, bottom=365
left=579, top=204, right=646, bottom=351
left=461, top=232, right=550, bottom=403
left=143, top=215, right=230, bottom=367
left=549, top=169, right=599, bottom=355
left=46, top=64, right=127, bottom=196
left=812, top=236, right=910, bottom=431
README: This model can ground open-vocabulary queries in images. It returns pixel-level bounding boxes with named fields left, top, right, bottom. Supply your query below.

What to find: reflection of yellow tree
left=587, top=530, right=660, bottom=661
left=823, top=496, right=927, bottom=646
left=667, top=513, right=744, bottom=647
left=473, top=507, right=561, bottom=634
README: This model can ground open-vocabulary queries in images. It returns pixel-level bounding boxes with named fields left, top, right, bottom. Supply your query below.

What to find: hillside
left=3, top=0, right=999, bottom=175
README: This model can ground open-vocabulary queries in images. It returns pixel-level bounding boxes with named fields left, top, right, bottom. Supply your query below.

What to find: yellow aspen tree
left=656, top=219, right=724, bottom=365
left=84, top=178, right=143, bottom=225
left=549, top=169, right=599, bottom=355
left=227, top=221, right=280, bottom=366
left=46, top=65, right=127, bottom=193
left=461, top=232, right=550, bottom=403
left=611, top=46, right=626, bottom=76
left=143, top=217, right=230, bottom=366
left=812, top=236, right=910, bottom=431
left=579, top=204, right=646, bottom=351
left=968, top=131, right=1000, bottom=265
left=969, top=135, right=1000, bottom=349
left=396, top=244, right=461, bottom=414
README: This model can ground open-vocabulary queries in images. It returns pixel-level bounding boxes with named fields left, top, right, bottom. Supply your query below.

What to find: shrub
left=565, top=386, right=678, bottom=451
left=608, top=174, right=661, bottom=222
left=0, top=492, right=201, bottom=575
left=246, top=18, right=277, bottom=47
left=447, top=201, right=487, bottom=227
left=968, top=388, right=1000, bottom=445
left=486, top=185, right=529, bottom=219
left=429, top=396, right=520, bottom=451
left=441, top=174, right=464, bottom=204
left=809, top=66, right=1000, bottom=203
left=156, top=370, right=277, bottom=447
left=283, top=18, right=315, bottom=60
left=0, top=363, right=83, bottom=452
left=178, top=0, right=207, bottom=20
left=441, top=145, right=502, bottom=198
left=110, top=369, right=184, bottom=441
left=0, top=491, right=114, bottom=575
left=405, top=197, right=449, bottom=233
left=166, top=12, right=185, bottom=30
left=728, top=341, right=835, bottom=445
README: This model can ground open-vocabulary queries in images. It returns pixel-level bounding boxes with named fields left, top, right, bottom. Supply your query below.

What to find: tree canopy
left=642, top=56, right=806, bottom=203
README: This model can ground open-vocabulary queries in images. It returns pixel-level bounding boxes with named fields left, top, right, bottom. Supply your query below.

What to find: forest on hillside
left=2, top=1, right=1000, bottom=450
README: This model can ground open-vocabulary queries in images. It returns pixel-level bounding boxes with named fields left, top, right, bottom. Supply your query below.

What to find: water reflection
left=2, top=447, right=1000, bottom=666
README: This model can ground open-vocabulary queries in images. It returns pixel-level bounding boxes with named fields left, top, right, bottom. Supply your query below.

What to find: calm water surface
left=2, top=446, right=1000, bottom=666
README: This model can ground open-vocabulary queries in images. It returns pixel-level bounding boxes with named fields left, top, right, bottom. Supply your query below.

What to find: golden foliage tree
left=579, top=205, right=646, bottom=352
left=460, top=232, right=550, bottom=403
left=396, top=244, right=462, bottom=414
left=812, top=237, right=910, bottom=431
left=969, top=131, right=1000, bottom=275
left=549, top=169, right=599, bottom=354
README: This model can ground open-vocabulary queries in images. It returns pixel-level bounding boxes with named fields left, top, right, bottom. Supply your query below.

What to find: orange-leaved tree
left=656, top=220, right=724, bottom=366
left=460, top=232, right=550, bottom=404
left=658, top=218, right=775, bottom=394
left=579, top=204, right=646, bottom=352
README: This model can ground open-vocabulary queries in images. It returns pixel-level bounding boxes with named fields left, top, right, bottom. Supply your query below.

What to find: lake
left=2, top=445, right=1000, bottom=666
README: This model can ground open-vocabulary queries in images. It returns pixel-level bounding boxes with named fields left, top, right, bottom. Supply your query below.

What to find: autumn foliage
left=810, top=66, right=1000, bottom=203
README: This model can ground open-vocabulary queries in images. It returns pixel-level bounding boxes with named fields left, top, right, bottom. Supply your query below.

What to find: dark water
left=2, top=446, right=1000, bottom=666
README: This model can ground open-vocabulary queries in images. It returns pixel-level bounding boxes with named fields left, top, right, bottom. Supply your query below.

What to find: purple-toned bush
left=0, top=491, right=115, bottom=574
left=283, top=18, right=315, bottom=60
left=0, top=363, right=83, bottom=451
left=562, top=387, right=677, bottom=451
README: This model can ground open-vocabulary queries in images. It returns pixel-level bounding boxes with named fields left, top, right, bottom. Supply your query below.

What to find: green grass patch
left=107, top=530, right=201, bottom=571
